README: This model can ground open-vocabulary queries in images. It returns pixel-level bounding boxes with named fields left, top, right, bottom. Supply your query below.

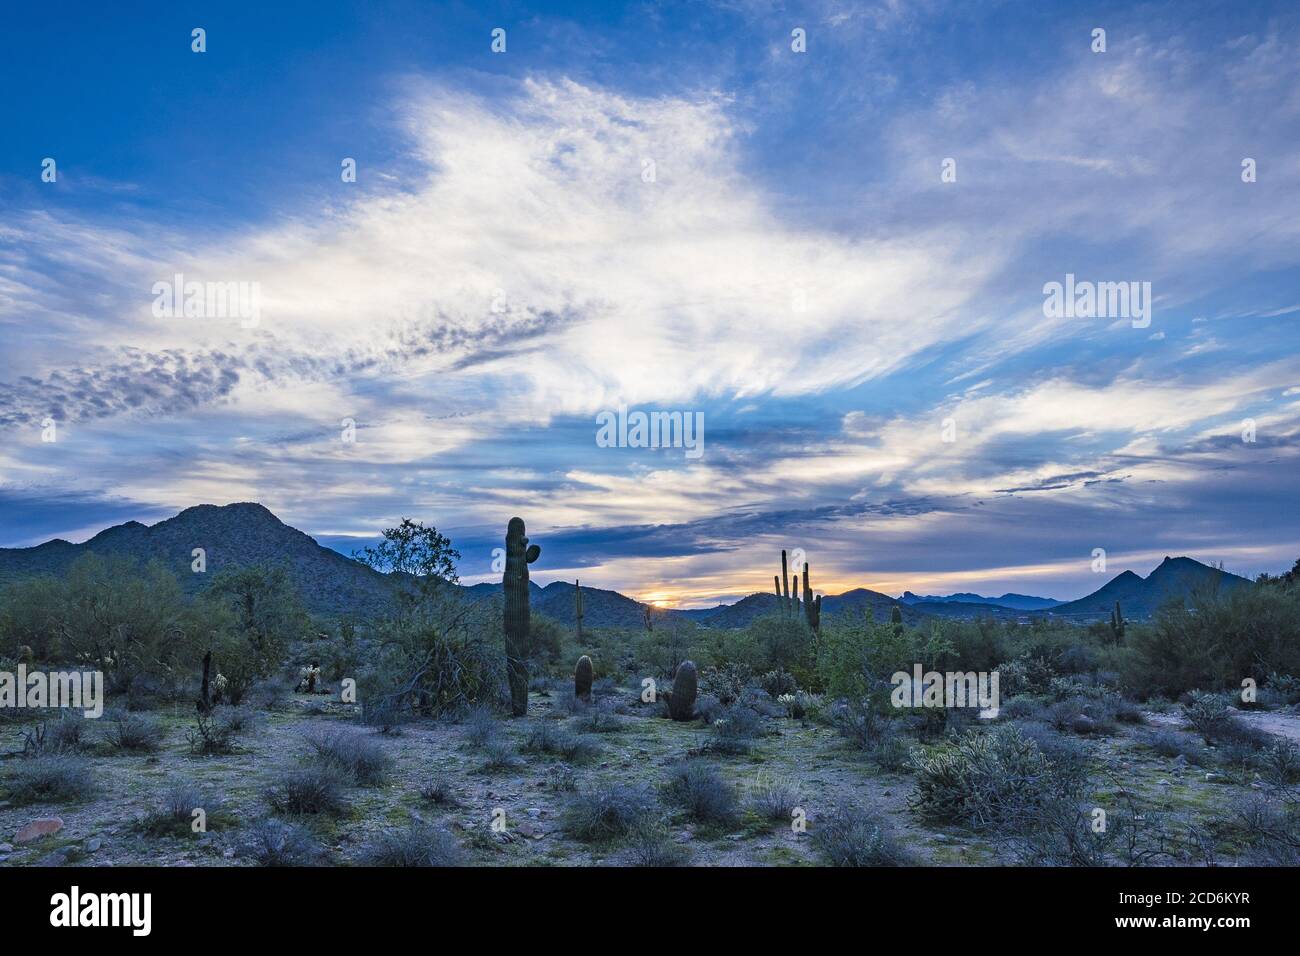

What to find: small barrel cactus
left=668, top=660, right=698, bottom=721
left=575, top=655, right=593, bottom=703
left=503, top=517, right=541, bottom=717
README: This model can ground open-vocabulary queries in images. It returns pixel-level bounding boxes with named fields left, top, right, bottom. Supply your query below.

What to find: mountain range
left=0, top=503, right=1255, bottom=627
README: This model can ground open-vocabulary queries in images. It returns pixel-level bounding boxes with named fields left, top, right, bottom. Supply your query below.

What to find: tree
left=353, top=519, right=461, bottom=617
left=203, top=564, right=306, bottom=693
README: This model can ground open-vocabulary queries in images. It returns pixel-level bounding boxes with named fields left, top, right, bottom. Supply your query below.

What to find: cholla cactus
left=297, top=664, right=321, bottom=694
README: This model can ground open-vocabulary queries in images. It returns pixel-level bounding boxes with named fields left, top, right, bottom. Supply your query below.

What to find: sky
left=1, top=0, right=1298, bottom=607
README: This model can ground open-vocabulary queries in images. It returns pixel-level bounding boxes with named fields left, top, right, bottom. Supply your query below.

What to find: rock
left=15, top=818, right=63, bottom=843
left=85, top=837, right=103, bottom=853
left=1205, top=772, right=1224, bottom=783
left=1071, top=714, right=1096, bottom=734
left=0, top=843, right=12, bottom=853
left=222, top=848, right=236, bottom=859
left=36, top=848, right=71, bottom=867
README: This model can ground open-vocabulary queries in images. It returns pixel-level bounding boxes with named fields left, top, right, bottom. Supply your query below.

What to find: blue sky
left=2, top=1, right=1298, bottom=606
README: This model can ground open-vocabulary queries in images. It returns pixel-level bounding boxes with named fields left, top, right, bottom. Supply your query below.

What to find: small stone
left=15, top=818, right=63, bottom=843
left=36, top=849, right=71, bottom=867
left=0, top=843, right=12, bottom=853
left=222, top=848, right=236, bottom=858
left=85, top=837, right=103, bottom=853
left=1205, top=772, right=1223, bottom=783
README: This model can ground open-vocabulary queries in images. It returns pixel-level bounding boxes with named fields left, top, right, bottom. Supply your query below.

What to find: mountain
left=0, top=502, right=394, bottom=618
left=0, top=506, right=1258, bottom=628
left=899, top=590, right=1061, bottom=610
left=1049, top=556, right=1252, bottom=620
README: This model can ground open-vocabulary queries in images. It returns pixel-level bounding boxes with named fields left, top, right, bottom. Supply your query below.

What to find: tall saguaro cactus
left=1110, top=600, right=1126, bottom=641
left=574, top=579, right=585, bottom=643
left=774, top=550, right=821, bottom=634
left=503, top=517, right=540, bottom=717
left=802, top=562, right=821, bottom=634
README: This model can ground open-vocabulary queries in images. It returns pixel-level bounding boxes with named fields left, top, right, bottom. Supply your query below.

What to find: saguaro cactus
left=1110, top=600, right=1126, bottom=641
left=775, top=551, right=821, bottom=633
left=668, top=660, right=698, bottom=721
left=198, top=650, right=213, bottom=714
left=503, top=516, right=541, bottom=717
left=643, top=604, right=654, bottom=632
left=574, top=579, right=585, bottom=643
left=575, top=654, right=593, bottom=703
left=802, top=562, right=821, bottom=633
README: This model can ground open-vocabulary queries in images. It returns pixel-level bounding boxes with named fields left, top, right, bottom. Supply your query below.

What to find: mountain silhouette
left=0, top=505, right=1256, bottom=626
left=1048, top=556, right=1251, bottom=619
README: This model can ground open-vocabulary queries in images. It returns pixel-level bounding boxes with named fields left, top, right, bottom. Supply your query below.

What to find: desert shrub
left=1111, top=696, right=1146, bottom=724
left=997, top=792, right=1201, bottom=867
left=694, top=694, right=724, bottom=724
left=419, top=778, right=458, bottom=805
left=244, top=818, right=321, bottom=866
left=218, top=704, right=257, bottom=734
left=1257, top=740, right=1300, bottom=786
left=622, top=821, right=693, bottom=866
left=353, top=522, right=505, bottom=717
left=748, top=774, right=801, bottom=821
left=1045, top=696, right=1117, bottom=736
left=997, top=694, right=1045, bottom=721
left=1125, top=583, right=1300, bottom=696
left=141, top=782, right=222, bottom=836
left=546, top=764, right=579, bottom=792
left=571, top=699, right=622, bottom=734
left=461, top=704, right=500, bottom=747
left=1265, top=672, right=1300, bottom=705
left=303, top=725, right=392, bottom=784
left=22, top=714, right=88, bottom=755
left=522, top=722, right=601, bottom=763
left=203, top=564, right=308, bottom=701
left=910, top=726, right=1071, bottom=828
left=699, top=662, right=753, bottom=705
left=107, top=711, right=164, bottom=752
left=248, top=675, right=294, bottom=711
left=1183, top=693, right=1272, bottom=750
left=186, top=710, right=237, bottom=755
left=4, top=756, right=97, bottom=805
left=1013, top=722, right=1092, bottom=792
left=869, top=726, right=914, bottom=772
left=1234, top=795, right=1300, bottom=866
left=758, top=668, right=799, bottom=698
left=360, top=823, right=466, bottom=866
left=360, top=695, right=409, bottom=734
left=737, top=687, right=784, bottom=718
left=663, top=761, right=739, bottom=825
left=708, top=704, right=763, bottom=755
left=1143, top=728, right=1207, bottom=765
left=480, top=739, right=523, bottom=772
left=2, top=555, right=210, bottom=694
left=266, top=765, right=349, bottom=815
left=561, top=782, right=657, bottom=841
left=813, top=806, right=912, bottom=866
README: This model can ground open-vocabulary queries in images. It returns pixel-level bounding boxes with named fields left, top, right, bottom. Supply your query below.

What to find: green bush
left=910, top=726, right=1070, bottom=828
left=1124, top=583, right=1300, bottom=697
